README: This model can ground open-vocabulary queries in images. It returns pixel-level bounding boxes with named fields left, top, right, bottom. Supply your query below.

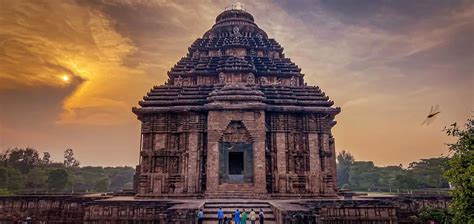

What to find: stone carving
left=249, top=49, right=256, bottom=56
left=169, top=157, right=179, bottom=174
left=218, top=73, right=226, bottom=84
left=192, top=50, right=199, bottom=59
left=260, top=76, right=269, bottom=85
left=271, top=78, right=282, bottom=86
left=175, top=76, right=183, bottom=87
left=232, top=26, right=241, bottom=37
left=221, top=121, right=252, bottom=143
left=290, top=76, right=297, bottom=86
left=246, top=73, right=255, bottom=85
left=294, top=156, right=304, bottom=173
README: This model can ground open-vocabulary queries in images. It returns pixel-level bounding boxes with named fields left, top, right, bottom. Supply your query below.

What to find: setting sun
left=62, top=74, right=70, bottom=82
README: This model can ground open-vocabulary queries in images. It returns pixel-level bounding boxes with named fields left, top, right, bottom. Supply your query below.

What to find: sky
left=0, top=0, right=472, bottom=167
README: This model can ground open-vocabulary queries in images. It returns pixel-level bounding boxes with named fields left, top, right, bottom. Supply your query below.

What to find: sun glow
left=62, top=74, right=70, bottom=82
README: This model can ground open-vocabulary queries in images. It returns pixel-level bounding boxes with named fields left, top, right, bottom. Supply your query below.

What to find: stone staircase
left=205, top=191, right=268, bottom=199
left=202, top=201, right=276, bottom=224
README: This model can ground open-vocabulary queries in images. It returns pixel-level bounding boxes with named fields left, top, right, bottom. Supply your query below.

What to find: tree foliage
left=443, top=119, right=474, bottom=223
left=47, top=169, right=69, bottom=192
left=1, top=147, right=40, bottom=174
left=418, top=207, right=451, bottom=224
left=336, top=152, right=450, bottom=192
left=63, top=148, right=80, bottom=168
left=336, top=150, right=354, bottom=188
left=349, top=161, right=380, bottom=190
left=0, top=147, right=135, bottom=194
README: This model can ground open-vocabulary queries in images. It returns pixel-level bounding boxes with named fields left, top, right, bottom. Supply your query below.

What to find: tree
left=394, top=173, right=419, bottom=190
left=0, top=166, right=26, bottom=192
left=109, top=168, right=135, bottom=191
left=378, top=166, right=404, bottom=192
left=349, top=161, right=380, bottom=190
left=443, top=119, right=474, bottom=223
left=337, top=150, right=354, bottom=187
left=41, top=152, right=51, bottom=165
left=2, top=147, right=41, bottom=174
left=47, top=169, right=69, bottom=192
left=26, top=168, right=48, bottom=193
left=63, top=148, right=80, bottom=168
left=94, top=178, right=110, bottom=192
left=418, top=207, right=451, bottom=223
left=408, top=157, right=450, bottom=188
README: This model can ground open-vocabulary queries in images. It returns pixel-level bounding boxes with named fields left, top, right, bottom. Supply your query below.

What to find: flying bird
left=421, top=105, right=441, bottom=125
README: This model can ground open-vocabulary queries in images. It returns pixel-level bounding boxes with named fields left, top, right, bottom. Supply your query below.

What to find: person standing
left=217, top=207, right=225, bottom=224
left=249, top=209, right=257, bottom=224
left=224, top=216, right=229, bottom=224
left=258, top=208, right=264, bottom=224
left=241, top=209, right=248, bottom=224
left=197, top=209, right=204, bottom=224
left=234, top=209, right=241, bottom=224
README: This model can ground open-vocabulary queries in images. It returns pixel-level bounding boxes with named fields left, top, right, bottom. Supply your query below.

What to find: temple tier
left=132, top=7, right=340, bottom=198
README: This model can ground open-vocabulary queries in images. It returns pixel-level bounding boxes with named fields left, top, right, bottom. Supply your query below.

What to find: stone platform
left=0, top=194, right=450, bottom=223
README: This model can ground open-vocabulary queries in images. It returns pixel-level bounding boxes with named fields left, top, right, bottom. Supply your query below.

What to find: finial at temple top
left=225, top=1, right=245, bottom=11
left=232, top=2, right=244, bottom=10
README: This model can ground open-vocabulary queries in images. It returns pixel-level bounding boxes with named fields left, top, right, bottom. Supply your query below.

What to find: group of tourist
left=196, top=207, right=265, bottom=224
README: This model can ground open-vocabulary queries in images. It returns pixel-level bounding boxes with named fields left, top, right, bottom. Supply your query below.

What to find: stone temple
left=132, top=6, right=340, bottom=198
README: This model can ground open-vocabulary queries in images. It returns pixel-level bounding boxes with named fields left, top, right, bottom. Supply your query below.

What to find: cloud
left=0, top=0, right=145, bottom=125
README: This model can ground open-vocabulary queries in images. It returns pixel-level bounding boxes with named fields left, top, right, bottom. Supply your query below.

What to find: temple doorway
left=219, top=142, right=253, bottom=184
left=229, top=151, right=244, bottom=174
left=228, top=151, right=244, bottom=183
left=218, top=120, right=254, bottom=184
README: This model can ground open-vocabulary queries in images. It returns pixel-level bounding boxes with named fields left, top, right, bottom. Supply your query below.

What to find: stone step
left=203, top=207, right=273, bottom=213
left=205, top=194, right=269, bottom=199
left=204, top=203, right=271, bottom=208
left=202, top=201, right=275, bottom=222
left=202, top=209, right=274, bottom=215
left=203, top=213, right=275, bottom=220
left=203, top=221, right=276, bottom=224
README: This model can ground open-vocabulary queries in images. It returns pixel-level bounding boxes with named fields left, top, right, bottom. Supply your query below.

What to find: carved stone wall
left=137, top=112, right=207, bottom=197
left=265, top=112, right=336, bottom=196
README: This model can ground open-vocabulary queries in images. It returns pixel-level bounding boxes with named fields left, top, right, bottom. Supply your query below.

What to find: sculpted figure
left=290, top=76, right=297, bottom=86
left=246, top=73, right=255, bottom=85
left=233, top=26, right=241, bottom=37
left=175, top=76, right=183, bottom=87
left=219, top=73, right=226, bottom=84
left=260, top=76, right=269, bottom=85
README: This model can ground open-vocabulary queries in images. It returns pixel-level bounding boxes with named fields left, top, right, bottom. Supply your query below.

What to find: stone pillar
left=252, top=126, right=267, bottom=194
left=205, top=123, right=220, bottom=193
left=276, top=132, right=287, bottom=193
left=186, top=132, right=199, bottom=193
left=308, top=132, right=321, bottom=194
left=328, top=136, right=337, bottom=193
left=319, top=132, right=329, bottom=194
left=319, top=132, right=336, bottom=195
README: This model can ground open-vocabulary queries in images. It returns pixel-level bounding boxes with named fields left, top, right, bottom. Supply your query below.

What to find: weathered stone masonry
left=132, top=7, right=341, bottom=198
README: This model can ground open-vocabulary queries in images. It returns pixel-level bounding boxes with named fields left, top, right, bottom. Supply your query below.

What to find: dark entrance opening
left=228, top=152, right=244, bottom=175
left=219, top=142, right=253, bottom=184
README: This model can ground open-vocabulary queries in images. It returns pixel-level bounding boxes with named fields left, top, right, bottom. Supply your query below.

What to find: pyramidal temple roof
left=133, top=5, right=340, bottom=116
